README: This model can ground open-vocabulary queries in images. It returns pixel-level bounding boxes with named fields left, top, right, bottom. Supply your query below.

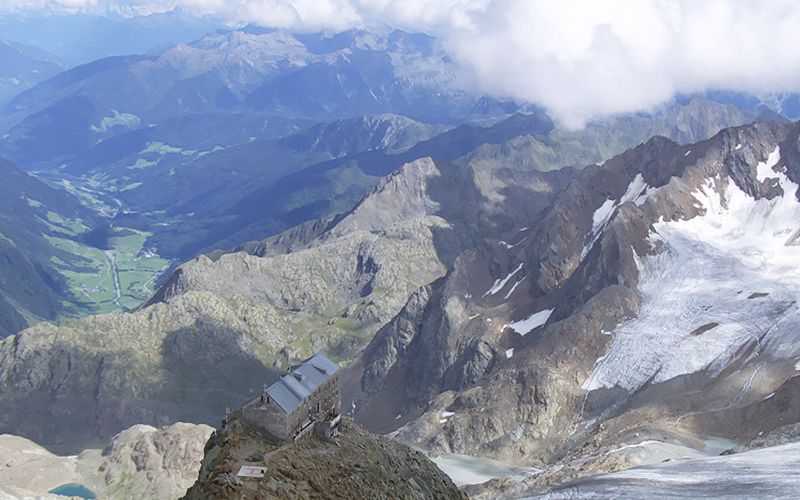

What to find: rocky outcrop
left=92, top=423, right=213, bottom=499
left=0, top=422, right=212, bottom=499
left=360, top=283, right=437, bottom=395
left=183, top=412, right=465, bottom=500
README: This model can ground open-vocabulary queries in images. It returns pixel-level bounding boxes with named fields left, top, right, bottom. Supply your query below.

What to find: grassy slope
left=0, top=158, right=173, bottom=336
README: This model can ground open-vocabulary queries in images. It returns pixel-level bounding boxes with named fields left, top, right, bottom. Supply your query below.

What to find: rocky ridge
left=182, top=411, right=465, bottom=500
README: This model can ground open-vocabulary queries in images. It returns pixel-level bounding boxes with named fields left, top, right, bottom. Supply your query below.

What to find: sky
left=3, top=0, right=800, bottom=126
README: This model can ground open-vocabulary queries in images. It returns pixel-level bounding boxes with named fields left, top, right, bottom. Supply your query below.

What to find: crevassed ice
left=583, top=166, right=800, bottom=392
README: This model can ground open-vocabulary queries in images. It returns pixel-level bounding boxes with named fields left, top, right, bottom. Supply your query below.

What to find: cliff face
left=183, top=411, right=466, bottom=500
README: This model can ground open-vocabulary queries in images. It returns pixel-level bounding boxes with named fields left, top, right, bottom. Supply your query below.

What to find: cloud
left=436, top=0, right=800, bottom=126
left=4, top=0, right=800, bottom=126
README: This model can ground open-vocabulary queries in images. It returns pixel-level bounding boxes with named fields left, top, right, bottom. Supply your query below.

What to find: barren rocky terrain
left=0, top=423, right=212, bottom=499
left=183, top=412, right=465, bottom=499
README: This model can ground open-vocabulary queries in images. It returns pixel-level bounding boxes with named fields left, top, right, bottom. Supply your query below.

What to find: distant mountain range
left=0, top=10, right=222, bottom=65
left=0, top=28, right=470, bottom=165
left=0, top=38, right=64, bottom=105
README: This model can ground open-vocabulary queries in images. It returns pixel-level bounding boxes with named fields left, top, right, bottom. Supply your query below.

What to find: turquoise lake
left=47, top=483, right=97, bottom=499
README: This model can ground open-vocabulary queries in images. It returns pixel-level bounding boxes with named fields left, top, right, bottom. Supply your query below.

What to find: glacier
left=530, top=441, right=800, bottom=499
left=584, top=160, right=800, bottom=392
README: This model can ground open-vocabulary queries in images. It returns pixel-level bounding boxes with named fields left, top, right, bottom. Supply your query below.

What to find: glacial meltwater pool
left=47, top=483, right=98, bottom=499
left=432, top=453, right=538, bottom=486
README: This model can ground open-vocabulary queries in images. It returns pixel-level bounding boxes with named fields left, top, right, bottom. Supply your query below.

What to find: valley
left=37, top=202, right=171, bottom=315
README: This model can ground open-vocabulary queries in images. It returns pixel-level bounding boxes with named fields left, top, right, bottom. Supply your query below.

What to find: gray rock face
left=0, top=292, right=282, bottom=451
left=361, top=283, right=436, bottom=395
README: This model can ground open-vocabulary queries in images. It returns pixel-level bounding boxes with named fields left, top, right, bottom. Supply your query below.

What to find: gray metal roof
left=265, top=352, right=340, bottom=413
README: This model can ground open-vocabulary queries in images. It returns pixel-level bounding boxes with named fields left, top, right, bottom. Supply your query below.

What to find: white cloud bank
left=5, top=0, right=800, bottom=126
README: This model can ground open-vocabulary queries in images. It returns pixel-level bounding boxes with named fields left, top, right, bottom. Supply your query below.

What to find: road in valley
left=104, top=250, right=121, bottom=306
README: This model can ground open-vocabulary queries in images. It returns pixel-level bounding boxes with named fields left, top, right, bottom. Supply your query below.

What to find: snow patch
left=504, top=275, right=527, bottom=300
left=90, top=109, right=140, bottom=133
left=500, top=236, right=528, bottom=250
left=505, top=309, right=553, bottom=336
left=483, top=263, right=524, bottom=297
left=620, top=173, right=650, bottom=205
left=441, top=411, right=455, bottom=418
left=582, top=198, right=616, bottom=259
left=685, top=150, right=691, bottom=157
left=505, top=348, right=514, bottom=359
left=583, top=174, right=652, bottom=257
left=592, top=198, right=617, bottom=230
left=735, top=143, right=743, bottom=150
left=756, top=146, right=781, bottom=182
